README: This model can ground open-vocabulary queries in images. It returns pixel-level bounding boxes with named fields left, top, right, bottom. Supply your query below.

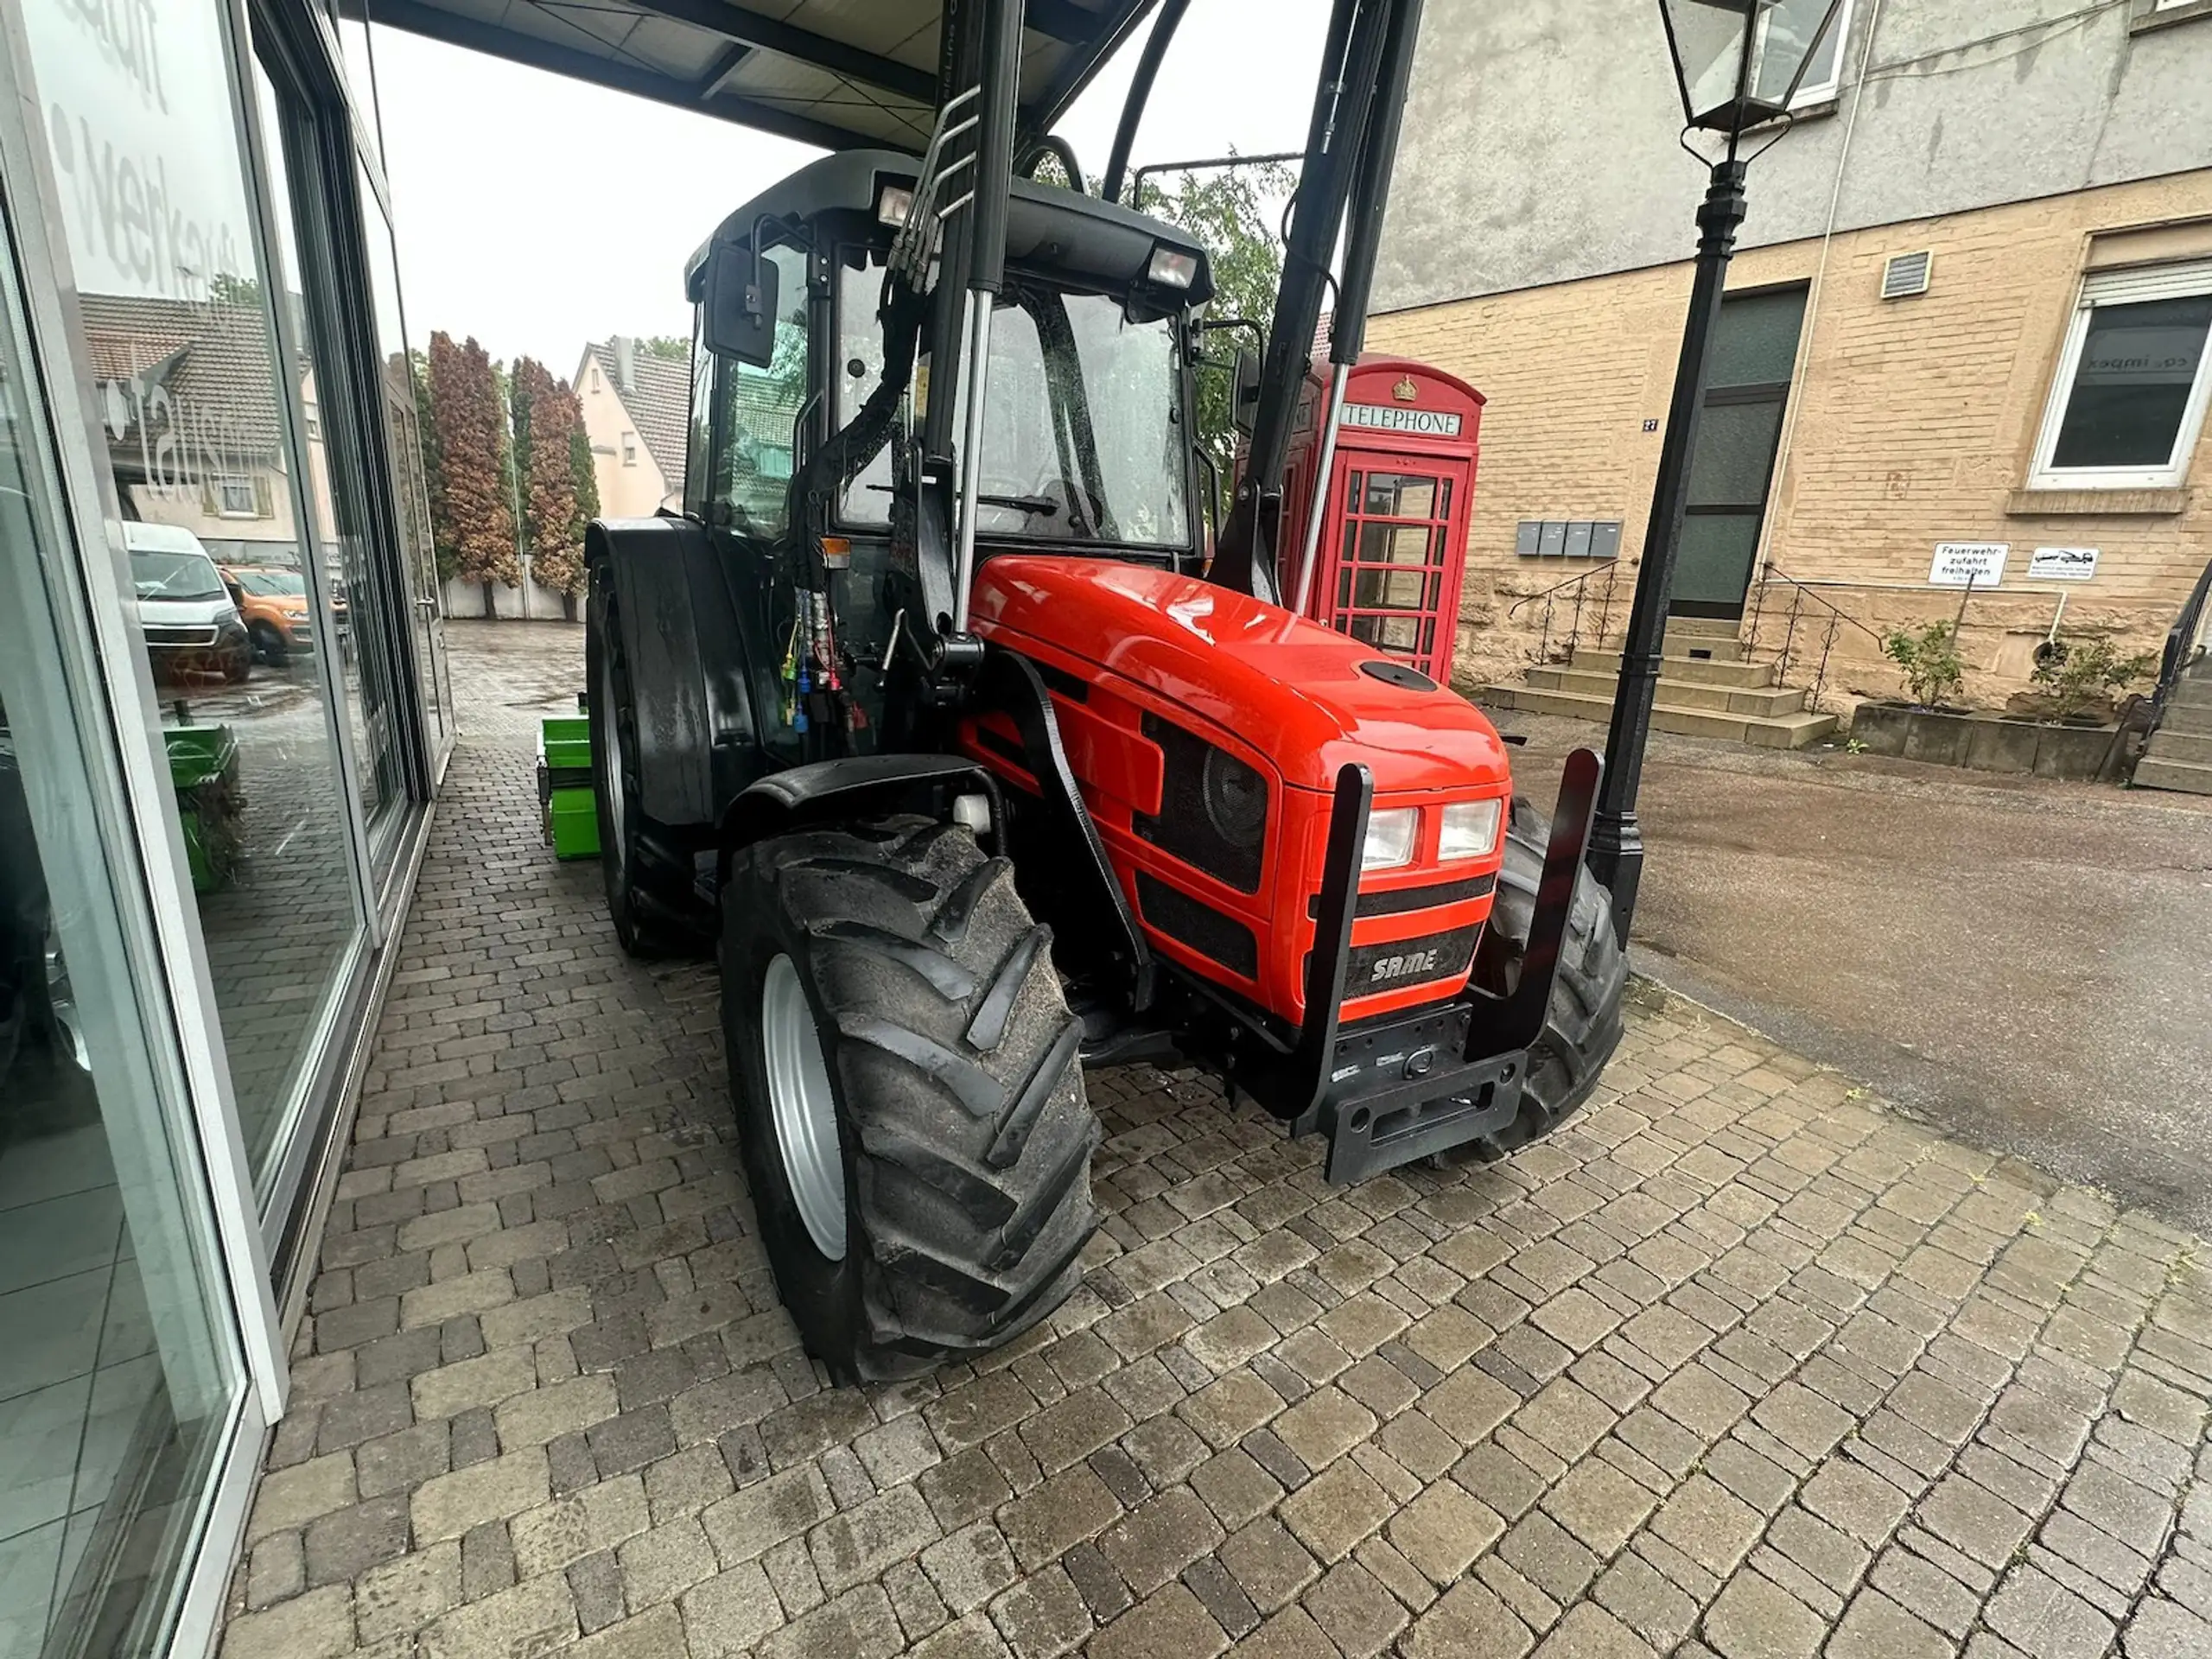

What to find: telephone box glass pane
left=1363, top=474, right=1439, bottom=518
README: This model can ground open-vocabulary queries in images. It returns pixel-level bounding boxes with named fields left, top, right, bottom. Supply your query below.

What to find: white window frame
left=622, top=433, right=638, bottom=467
left=1789, top=0, right=1853, bottom=105
left=213, top=474, right=258, bottom=517
left=2028, top=260, right=2212, bottom=492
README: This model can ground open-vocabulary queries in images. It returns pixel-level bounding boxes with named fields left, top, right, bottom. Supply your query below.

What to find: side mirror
left=1232, top=346, right=1263, bottom=436
left=703, top=245, right=779, bottom=367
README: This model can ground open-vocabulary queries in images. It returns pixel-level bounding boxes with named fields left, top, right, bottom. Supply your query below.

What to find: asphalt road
left=1499, top=709, right=2212, bottom=1232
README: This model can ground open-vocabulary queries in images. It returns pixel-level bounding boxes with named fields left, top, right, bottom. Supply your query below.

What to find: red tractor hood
left=970, top=556, right=1511, bottom=796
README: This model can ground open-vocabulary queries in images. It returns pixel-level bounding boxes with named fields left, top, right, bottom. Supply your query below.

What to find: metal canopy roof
left=346, top=0, right=1161, bottom=154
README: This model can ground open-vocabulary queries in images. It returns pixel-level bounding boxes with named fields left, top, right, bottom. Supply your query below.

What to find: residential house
left=576, top=335, right=691, bottom=519
left=78, top=293, right=309, bottom=567
left=1368, top=0, right=2212, bottom=736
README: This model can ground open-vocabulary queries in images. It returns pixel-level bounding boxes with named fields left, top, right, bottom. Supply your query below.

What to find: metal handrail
left=1505, top=557, right=1623, bottom=619
left=1504, top=558, right=1624, bottom=667
left=2153, top=553, right=2212, bottom=724
left=1743, top=566, right=1886, bottom=714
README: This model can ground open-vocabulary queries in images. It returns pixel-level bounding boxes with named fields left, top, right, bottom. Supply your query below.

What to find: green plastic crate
left=542, top=716, right=591, bottom=773
left=166, top=724, right=240, bottom=893
left=548, top=787, right=599, bottom=860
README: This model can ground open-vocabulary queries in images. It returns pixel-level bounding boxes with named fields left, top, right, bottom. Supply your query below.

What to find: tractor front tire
left=720, top=816, right=1099, bottom=1384
left=586, top=569, right=714, bottom=958
left=1454, top=793, right=1628, bottom=1161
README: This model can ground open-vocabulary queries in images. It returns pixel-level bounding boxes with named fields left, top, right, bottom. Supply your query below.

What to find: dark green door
left=1671, top=287, right=1807, bottom=620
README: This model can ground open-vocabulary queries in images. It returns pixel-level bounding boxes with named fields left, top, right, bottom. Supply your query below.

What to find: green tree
left=1138, top=157, right=1296, bottom=473
left=569, top=424, right=601, bottom=540
left=640, top=334, right=690, bottom=361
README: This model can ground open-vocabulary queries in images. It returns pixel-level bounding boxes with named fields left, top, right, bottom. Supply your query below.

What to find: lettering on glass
left=27, top=0, right=257, bottom=301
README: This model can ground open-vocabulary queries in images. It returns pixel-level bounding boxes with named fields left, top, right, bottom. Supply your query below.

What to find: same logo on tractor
left=1368, top=947, right=1443, bottom=984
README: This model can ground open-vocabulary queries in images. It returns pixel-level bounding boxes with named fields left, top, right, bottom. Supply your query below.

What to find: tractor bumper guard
left=1233, top=748, right=1602, bottom=1185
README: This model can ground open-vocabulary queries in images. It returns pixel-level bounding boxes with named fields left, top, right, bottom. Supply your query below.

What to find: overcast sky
left=360, top=3, right=1332, bottom=376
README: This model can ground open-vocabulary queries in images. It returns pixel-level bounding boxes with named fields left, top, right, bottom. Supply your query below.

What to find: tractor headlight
left=1201, top=746, right=1268, bottom=847
left=1362, top=807, right=1419, bottom=870
left=876, top=184, right=913, bottom=226
left=1439, top=798, right=1503, bottom=862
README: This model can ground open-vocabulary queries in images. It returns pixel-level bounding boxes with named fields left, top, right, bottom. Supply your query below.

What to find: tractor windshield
left=840, top=260, right=1191, bottom=550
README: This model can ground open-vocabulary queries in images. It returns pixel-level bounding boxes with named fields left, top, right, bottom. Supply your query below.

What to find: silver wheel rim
left=598, top=643, right=627, bottom=871
left=762, top=954, right=846, bottom=1260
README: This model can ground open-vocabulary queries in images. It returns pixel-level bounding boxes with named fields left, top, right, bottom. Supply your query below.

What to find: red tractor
left=585, top=0, right=1626, bottom=1383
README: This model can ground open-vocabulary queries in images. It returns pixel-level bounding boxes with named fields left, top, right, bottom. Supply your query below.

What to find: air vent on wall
left=1882, top=251, right=1933, bottom=299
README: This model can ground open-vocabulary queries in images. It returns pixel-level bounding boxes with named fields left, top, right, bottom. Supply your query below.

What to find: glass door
left=357, top=173, right=453, bottom=768
left=16, top=0, right=376, bottom=1206
left=249, top=38, right=416, bottom=887
left=1672, top=287, right=1808, bottom=620
left=0, top=198, right=251, bottom=1659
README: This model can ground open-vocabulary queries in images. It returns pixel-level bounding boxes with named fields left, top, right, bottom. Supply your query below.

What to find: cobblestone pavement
left=218, top=623, right=2212, bottom=1659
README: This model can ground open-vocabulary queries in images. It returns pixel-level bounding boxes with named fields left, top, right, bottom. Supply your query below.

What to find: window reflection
left=23, top=0, right=365, bottom=1190
left=1, top=225, right=242, bottom=1659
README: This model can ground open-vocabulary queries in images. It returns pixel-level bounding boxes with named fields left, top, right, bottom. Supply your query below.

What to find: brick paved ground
left=217, top=623, right=2212, bottom=1658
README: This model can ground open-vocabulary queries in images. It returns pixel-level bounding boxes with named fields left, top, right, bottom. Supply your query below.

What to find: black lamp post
left=1586, top=0, right=1843, bottom=941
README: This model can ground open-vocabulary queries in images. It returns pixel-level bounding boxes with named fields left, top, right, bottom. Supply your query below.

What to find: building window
left=622, top=433, right=638, bottom=467
left=214, top=474, right=259, bottom=517
left=591, top=365, right=601, bottom=391
left=1759, top=0, right=1852, bottom=106
left=2030, top=260, right=2212, bottom=490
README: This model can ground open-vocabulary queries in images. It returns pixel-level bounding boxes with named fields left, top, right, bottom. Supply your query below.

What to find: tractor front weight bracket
left=1232, top=747, right=1603, bottom=1185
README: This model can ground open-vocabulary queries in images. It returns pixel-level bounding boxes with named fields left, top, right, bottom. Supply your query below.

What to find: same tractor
left=583, top=0, right=1629, bottom=1383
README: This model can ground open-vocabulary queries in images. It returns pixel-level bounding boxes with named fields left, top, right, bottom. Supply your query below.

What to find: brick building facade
left=1369, top=0, right=2212, bottom=710
left=1370, top=173, right=2212, bottom=705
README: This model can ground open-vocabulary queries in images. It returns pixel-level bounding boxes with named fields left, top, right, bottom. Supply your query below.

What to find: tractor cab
left=671, top=149, right=1217, bottom=755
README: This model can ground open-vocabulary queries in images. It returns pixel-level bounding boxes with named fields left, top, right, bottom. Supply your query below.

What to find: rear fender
left=587, top=517, right=764, bottom=830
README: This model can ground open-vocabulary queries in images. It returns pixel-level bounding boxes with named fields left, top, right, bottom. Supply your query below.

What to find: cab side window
left=711, top=241, right=810, bottom=539
left=684, top=306, right=714, bottom=519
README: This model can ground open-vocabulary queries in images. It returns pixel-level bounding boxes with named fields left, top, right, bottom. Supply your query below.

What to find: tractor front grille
left=1344, top=923, right=1480, bottom=998
left=1135, top=871, right=1257, bottom=980
left=1311, top=872, right=1497, bottom=919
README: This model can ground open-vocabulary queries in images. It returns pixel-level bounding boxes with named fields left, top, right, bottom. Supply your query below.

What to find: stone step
left=1527, top=665, right=1808, bottom=717
left=2158, top=701, right=2212, bottom=736
left=1592, top=631, right=1750, bottom=663
left=2171, top=676, right=2212, bottom=710
left=1567, top=650, right=1779, bottom=689
left=2133, top=755, right=2212, bottom=796
left=2144, top=729, right=2212, bottom=766
left=1665, top=614, right=1742, bottom=639
left=1484, top=682, right=1840, bottom=750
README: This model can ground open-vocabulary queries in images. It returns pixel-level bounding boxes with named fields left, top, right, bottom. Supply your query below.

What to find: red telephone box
left=1276, top=357, right=1485, bottom=684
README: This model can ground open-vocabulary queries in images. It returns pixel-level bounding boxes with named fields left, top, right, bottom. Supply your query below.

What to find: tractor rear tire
left=587, top=569, right=715, bottom=958
left=1452, top=793, right=1628, bottom=1162
left=720, top=816, right=1100, bottom=1383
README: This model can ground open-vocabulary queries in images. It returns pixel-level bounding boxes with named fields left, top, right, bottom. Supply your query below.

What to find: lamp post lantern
left=1586, top=0, right=1843, bottom=941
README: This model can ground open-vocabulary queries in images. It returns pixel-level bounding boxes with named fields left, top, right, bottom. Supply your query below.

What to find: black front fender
left=588, top=517, right=765, bottom=830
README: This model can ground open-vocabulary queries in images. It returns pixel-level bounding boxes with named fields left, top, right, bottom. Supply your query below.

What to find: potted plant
left=1881, top=619, right=1967, bottom=711
left=2023, top=634, right=2158, bottom=726
left=1849, top=620, right=1974, bottom=763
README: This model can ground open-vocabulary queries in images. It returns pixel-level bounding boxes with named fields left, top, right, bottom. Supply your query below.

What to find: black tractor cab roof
left=684, top=147, right=1215, bottom=309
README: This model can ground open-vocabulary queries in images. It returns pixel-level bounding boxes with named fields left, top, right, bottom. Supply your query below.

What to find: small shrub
left=1881, top=620, right=1966, bottom=709
left=2030, top=633, right=2158, bottom=721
